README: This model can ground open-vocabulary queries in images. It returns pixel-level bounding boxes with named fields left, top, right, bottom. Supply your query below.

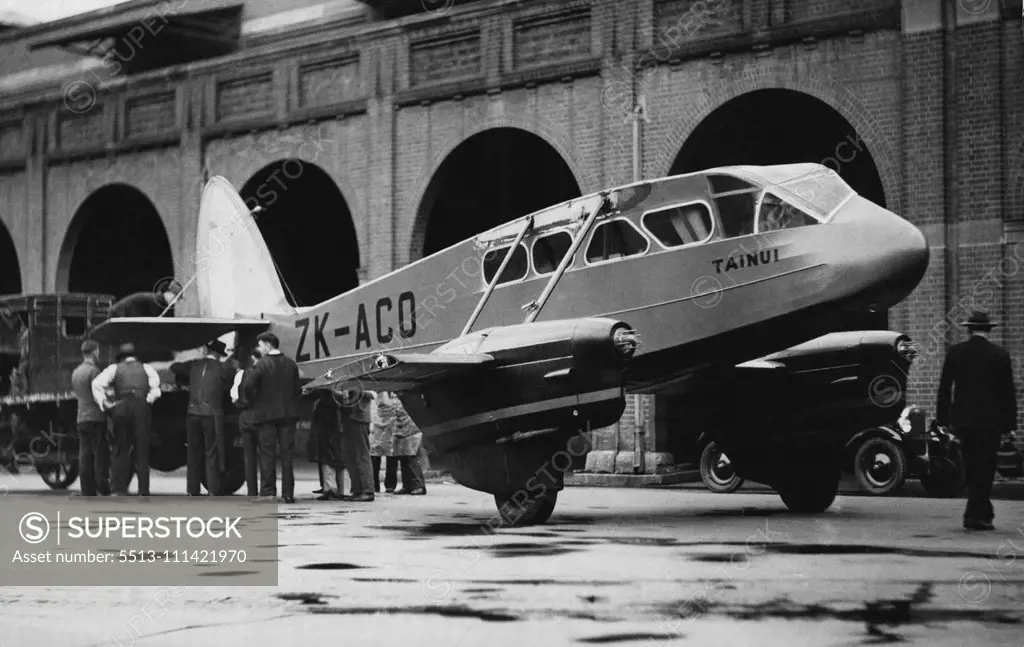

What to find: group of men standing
left=70, top=324, right=422, bottom=503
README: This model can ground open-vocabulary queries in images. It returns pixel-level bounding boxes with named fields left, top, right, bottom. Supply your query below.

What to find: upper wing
left=303, top=351, right=494, bottom=393
left=88, top=317, right=270, bottom=350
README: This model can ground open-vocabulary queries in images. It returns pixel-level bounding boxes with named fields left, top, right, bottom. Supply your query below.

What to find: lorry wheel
left=38, top=462, right=79, bottom=490
left=700, top=441, right=745, bottom=493
left=200, top=448, right=246, bottom=495
left=494, top=491, right=558, bottom=526
left=921, top=445, right=966, bottom=498
left=777, top=462, right=840, bottom=513
left=854, top=437, right=907, bottom=496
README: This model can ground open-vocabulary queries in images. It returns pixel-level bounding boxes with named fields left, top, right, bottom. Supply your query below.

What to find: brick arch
left=651, top=71, right=901, bottom=215
left=0, top=217, right=22, bottom=295
left=405, top=119, right=594, bottom=266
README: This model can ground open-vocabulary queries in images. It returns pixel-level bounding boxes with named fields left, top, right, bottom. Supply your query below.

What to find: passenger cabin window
left=62, top=316, right=87, bottom=338
left=483, top=243, right=528, bottom=285
left=708, top=174, right=757, bottom=239
left=585, top=219, right=649, bottom=264
left=532, top=231, right=573, bottom=275
left=643, top=203, right=714, bottom=248
left=756, top=193, right=819, bottom=233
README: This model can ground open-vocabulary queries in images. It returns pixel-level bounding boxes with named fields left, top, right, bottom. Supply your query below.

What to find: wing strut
left=460, top=216, right=534, bottom=336
left=523, top=191, right=612, bottom=323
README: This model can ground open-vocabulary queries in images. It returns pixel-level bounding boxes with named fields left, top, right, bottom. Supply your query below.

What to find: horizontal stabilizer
left=89, top=317, right=269, bottom=350
left=304, top=352, right=494, bottom=393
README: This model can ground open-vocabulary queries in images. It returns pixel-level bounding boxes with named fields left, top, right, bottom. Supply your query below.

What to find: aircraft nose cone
left=830, top=198, right=930, bottom=307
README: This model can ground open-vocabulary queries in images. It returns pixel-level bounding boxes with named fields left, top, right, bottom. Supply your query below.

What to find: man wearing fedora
left=937, top=309, right=1018, bottom=530
left=170, top=339, right=236, bottom=496
left=91, top=342, right=162, bottom=496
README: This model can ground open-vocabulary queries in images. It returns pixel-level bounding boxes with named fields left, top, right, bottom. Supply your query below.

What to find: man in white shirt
left=91, top=342, right=161, bottom=496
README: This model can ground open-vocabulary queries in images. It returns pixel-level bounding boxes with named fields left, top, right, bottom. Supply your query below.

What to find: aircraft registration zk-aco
left=91, top=163, right=928, bottom=525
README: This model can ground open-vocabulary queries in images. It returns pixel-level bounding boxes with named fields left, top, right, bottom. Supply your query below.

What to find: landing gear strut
left=494, top=491, right=558, bottom=526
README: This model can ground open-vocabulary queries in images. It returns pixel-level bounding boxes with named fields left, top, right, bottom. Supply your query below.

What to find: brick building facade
left=0, top=0, right=1021, bottom=472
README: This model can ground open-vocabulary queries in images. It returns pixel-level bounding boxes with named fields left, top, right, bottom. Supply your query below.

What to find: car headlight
left=897, top=405, right=914, bottom=433
left=897, top=339, right=918, bottom=364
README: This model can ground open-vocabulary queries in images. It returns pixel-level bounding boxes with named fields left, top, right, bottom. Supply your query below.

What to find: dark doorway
left=240, top=160, right=359, bottom=307
left=59, top=185, right=174, bottom=300
left=0, top=223, right=20, bottom=295
left=417, top=128, right=582, bottom=258
left=671, top=89, right=889, bottom=332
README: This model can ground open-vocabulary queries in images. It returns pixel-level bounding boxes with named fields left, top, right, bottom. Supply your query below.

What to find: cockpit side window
left=756, top=192, right=820, bottom=233
left=483, top=243, right=529, bottom=285
left=643, top=202, right=714, bottom=248
left=708, top=175, right=757, bottom=239
left=532, top=231, right=573, bottom=275
left=585, top=219, right=649, bottom=264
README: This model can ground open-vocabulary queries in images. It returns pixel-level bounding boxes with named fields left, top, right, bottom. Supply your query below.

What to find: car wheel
left=700, top=441, right=745, bottom=493
left=854, top=437, right=907, bottom=496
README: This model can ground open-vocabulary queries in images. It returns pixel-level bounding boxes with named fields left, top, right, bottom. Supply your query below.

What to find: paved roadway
left=1, top=470, right=1023, bottom=647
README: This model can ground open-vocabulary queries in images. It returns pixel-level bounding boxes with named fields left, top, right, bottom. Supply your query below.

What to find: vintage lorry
left=0, top=293, right=248, bottom=493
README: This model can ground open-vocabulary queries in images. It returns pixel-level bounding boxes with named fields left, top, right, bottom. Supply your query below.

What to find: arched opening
left=59, top=184, right=174, bottom=300
left=670, top=88, right=888, bottom=332
left=240, top=160, right=359, bottom=307
left=0, top=222, right=20, bottom=295
left=416, top=128, right=582, bottom=258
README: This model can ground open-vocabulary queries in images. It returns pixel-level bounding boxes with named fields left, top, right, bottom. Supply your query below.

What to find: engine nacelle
left=400, top=317, right=636, bottom=453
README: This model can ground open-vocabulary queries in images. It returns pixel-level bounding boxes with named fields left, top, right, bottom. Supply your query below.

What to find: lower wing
left=88, top=317, right=270, bottom=350
left=303, top=352, right=494, bottom=393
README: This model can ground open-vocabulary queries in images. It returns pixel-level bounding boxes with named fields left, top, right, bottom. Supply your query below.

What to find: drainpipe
left=632, top=97, right=647, bottom=474
left=943, top=0, right=959, bottom=345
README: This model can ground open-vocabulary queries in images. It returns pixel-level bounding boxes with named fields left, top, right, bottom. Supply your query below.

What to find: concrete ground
left=1, top=469, right=1023, bottom=647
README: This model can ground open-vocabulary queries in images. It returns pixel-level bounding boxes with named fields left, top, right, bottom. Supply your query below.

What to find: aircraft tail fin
left=192, top=176, right=296, bottom=320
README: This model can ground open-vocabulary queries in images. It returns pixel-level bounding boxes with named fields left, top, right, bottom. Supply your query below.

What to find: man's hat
left=80, top=340, right=98, bottom=355
left=116, top=342, right=136, bottom=360
left=964, top=309, right=997, bottom=330
left=207, top=339, right=227, bottom=356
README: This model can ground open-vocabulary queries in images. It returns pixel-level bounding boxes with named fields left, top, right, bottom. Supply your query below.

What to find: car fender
left=845, top=426, right=903, bottom=467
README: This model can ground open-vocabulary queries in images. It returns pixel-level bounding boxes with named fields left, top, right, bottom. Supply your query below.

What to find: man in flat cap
left=71, top=340, right=110, bottom=496
left=92, top=342, right=162, bottom=496
left=937, top=310, right=1018, bottom=530
left=171, top=339, right=236, bottom=496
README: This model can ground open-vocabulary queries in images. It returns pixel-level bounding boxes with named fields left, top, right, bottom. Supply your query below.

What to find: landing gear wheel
left=700, top=441, right=745, bottom=493
left=853, top=437, right=907, bottom=496
left=777, top=464, right=840, bottom=513
left=200, top=449, right=246, bottom=495
left=921, top=445, right=966, bottom=498
left=38, top=462, right=79, bottom=490
left=494, top=491, right=558, bottom=526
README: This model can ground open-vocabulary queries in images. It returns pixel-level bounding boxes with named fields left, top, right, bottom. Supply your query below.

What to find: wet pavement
left=1, top=472, right=1023, bottom=646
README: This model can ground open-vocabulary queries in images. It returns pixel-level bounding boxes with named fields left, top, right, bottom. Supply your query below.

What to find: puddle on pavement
left=488, top=543, right=580, bottom=558
left=307, top=604, right=517, bottom=622
left=577, top=633, right=679, bottom=644
left=297, top=563, right=367, bottom=570
left=379, top=522, right=485, bottom=536
left=593, top=536, right=678, bottom=546
left=579, top=594, right=604, bottom=604
left=276, top=592, right=337, bottom=605
left=660, top=583, right=1020, bottom=640
left=689, top=553, right=747, bottom=563
left=762, top=544, right=994, bottom=559
left=464, top=587, right=502, bottom=593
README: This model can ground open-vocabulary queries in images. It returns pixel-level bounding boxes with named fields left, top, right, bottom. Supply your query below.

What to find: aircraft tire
left=494, top=491, right=558, bottom=526
left=38, top=461, right=79, bottom=490
left=777, top=462, right=840, bottom=514
left=699, top=441, right=745, bottom=493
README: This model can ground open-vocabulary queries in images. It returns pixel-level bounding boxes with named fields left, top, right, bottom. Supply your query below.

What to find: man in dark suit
left=170, top=339, right=235, bottom=496
left=245, top=331, right=301, bottom=503
left=937, top=310, right=1018, bottom=530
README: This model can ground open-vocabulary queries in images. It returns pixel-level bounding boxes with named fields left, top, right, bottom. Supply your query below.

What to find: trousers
left=372, top=454, right=425, bottom=492
left=186, top=415, right=221, bottom=496
left=77, top=421, right=109, bottom=496
left=110, top=397, right=151, bottom=496
left=240, top=422, right=260, bottom=497
left=341, top=420, right=374, bottom=495
left=258, top=420, right=295, bottom=498
left=961, top=429, right=1001, bottom=524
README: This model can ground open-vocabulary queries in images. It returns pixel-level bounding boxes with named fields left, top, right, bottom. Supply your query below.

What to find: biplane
left=90, top=164, right=929, bottom=524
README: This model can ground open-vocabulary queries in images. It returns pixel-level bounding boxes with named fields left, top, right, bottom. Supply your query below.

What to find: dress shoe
left=312, top=488, right=324, bottom=495
left=395, top=488, right=426, bottom=495
left=385, top=488, right=395, bottom=494
left=964, top=519, right=995, bottom=530
left=340, top=493, right=374, bottom=502
left=282, top=495, right=296, bottom=504
left=315, top=492, right=339, bottom=501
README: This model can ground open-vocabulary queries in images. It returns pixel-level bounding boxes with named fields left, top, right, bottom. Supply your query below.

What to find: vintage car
left=685, top=330, right=965, bottom=498
left=0, top=293, right=249, bottom=493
